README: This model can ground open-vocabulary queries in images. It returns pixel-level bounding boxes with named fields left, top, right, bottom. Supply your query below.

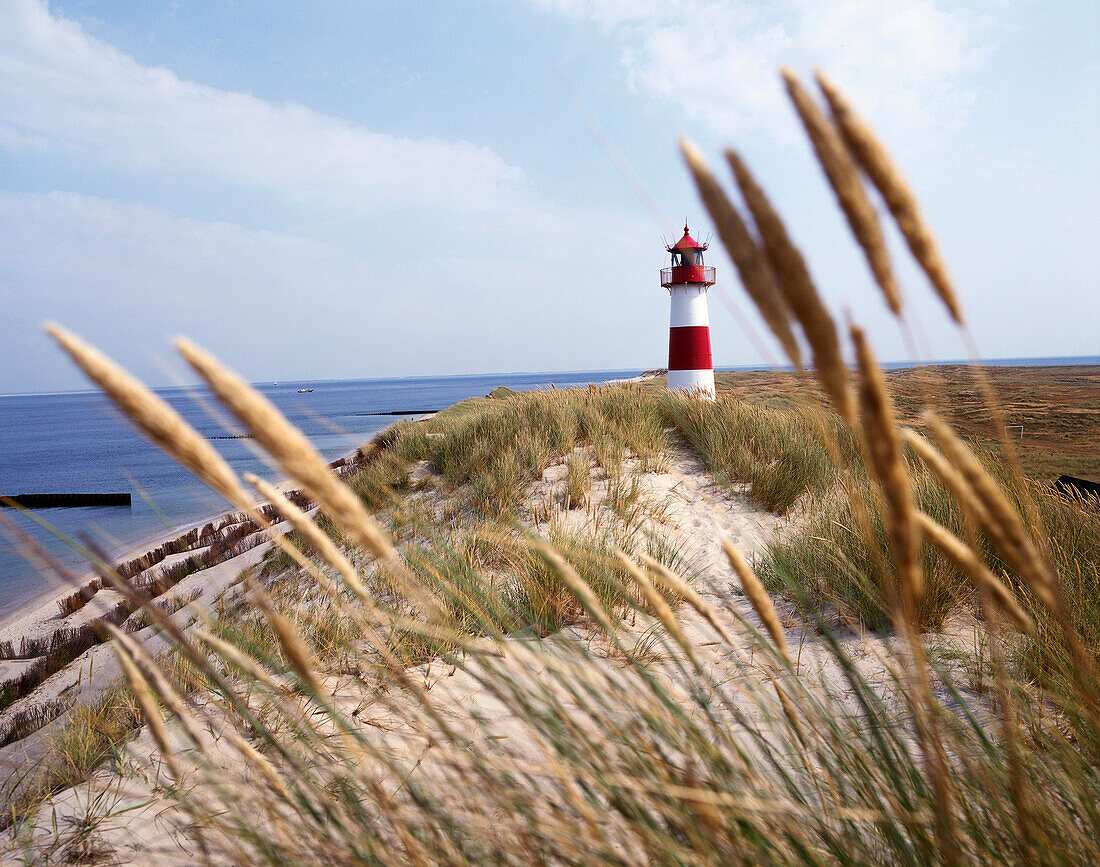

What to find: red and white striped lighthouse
left=661, top=224, right=716, bottom=398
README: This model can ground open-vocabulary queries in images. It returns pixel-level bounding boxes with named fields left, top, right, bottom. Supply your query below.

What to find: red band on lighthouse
left=668, top=325, right=712, bottom=371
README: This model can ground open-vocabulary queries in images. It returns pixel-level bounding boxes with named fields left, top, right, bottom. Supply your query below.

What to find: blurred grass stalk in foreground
left=6, top=69, right=1099, bottom=864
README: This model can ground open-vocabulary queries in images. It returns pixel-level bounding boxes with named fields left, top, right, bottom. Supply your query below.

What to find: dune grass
left=1, top=646, right=206, bottom=834
left=658, top=391, right=848, bottom=513
left=4, top=70, right=1099, bottom=864
left=332, top=380, right=1096, bottom=650
left=8, top=360, right=1098, bottom=861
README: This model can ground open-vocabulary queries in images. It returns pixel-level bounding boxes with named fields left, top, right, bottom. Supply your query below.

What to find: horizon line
left=2, top=353, right=1098, bottom=399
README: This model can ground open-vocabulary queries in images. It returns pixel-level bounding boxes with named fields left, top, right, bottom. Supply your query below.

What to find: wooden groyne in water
left=354, top=409, right=443, bottom=416
left=0, top=493, right=131, bottom=508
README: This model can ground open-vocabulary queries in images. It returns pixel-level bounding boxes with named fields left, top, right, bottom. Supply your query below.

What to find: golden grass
left=46, top=324, right=251, bottom=509
left=6, top=70, right=1098, bottom=866
left=852, top=325, right=922, bottom=617
left=913, top=512, right=1033, bottom=635
left=725, top=149, right=855, bottom=423
left=814, top=71, right=963, bottom=325
left=679, top=137, right=803, bottom=367
left=922, top=411, right=1056, bottom=608
left=178, top=339, right=393, bottom=562
left=247, top=473, right=374, bottom=606
left=781, top=69, right=901, bottom=316
left=722, top=539, right=790, bottom=664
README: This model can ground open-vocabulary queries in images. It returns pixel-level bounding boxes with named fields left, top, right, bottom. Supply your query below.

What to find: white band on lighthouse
left=669, top=286, right=710, bottom=327
left=668, top=368, right=715, bottom=396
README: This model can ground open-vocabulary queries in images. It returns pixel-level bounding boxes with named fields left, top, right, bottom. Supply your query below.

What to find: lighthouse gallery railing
left=661, top=265, right=716, bottom=286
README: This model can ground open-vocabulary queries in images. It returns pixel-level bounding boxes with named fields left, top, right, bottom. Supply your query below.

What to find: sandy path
left=1, top=440, right=991, bottom=863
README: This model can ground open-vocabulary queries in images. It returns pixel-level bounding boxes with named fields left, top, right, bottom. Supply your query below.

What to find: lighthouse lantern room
left=660, top=224, right=716, bottom=398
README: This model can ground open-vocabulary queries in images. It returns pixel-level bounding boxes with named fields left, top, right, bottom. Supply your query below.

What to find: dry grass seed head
left=112, top=642, right=183, bottom=781
left=177, top=338, right=394, bottom=562
left=814, top=71, right=962, bottom=325
left=613, top=550, right=692, bottom=661
left=226, top=732, right=294, bottom=803
left=105, top=624, right=205, bottom=748
left=921, top=410, right=1057, bottom=610
left=44, top=327, right=332, bottom=651
left=724, top=150, right=855, bottom=424
left=902, top=428, right=997, bottom=533
left=782, top=69, right=901, bottom=316
left=250, top=591, right=322, bottom=695
left=8, top=337, right=285, bottom=715
left=913, top=512, right=1033, bottom=635
left=722, top=538, right=791, bottom=665
left=640, top=553, right=743, bottom=657
left=679, top=137, right=803, bottom=367
left=851, top=325, right=922, bottom=614
left=46, top=324, right=251, bottom=509
left=246, top=474, right=375, bottom=608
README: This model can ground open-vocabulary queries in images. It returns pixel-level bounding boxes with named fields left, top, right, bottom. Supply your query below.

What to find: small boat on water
left=298, top=385, right=314, bottom=393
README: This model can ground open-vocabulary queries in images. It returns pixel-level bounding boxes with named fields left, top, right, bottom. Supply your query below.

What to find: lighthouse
left=661, top=224, right=716, bottom=398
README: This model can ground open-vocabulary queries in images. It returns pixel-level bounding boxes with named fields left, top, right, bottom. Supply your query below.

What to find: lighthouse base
left=668, top=368, right=715, bottom=399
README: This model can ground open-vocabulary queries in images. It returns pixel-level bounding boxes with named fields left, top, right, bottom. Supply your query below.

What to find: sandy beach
left=0, top=442, right=370, bottom=769
left=0, top=512, right=235, bottom=636
left=2, top=408, right=993, bottom=862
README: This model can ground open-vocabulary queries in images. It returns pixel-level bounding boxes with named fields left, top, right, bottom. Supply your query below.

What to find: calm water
left=0, top=370, right=636, bottom=620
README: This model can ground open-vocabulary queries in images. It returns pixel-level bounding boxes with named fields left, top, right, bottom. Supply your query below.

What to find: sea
left=2, top=355, right=1096, bottom=623
left=0, top=370, right=637, bottom=622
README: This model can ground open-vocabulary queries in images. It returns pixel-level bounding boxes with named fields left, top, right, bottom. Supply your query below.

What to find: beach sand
left=0, top=447, right=364, bottom=781
left=2, top=430, right=995, bottom=863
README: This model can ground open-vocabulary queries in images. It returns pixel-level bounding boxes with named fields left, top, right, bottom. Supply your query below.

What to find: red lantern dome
left=661, top=224, right=716, bottom=288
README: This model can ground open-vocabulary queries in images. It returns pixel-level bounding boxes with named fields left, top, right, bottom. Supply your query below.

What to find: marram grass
left=3, top=71, right=1098, bottom=864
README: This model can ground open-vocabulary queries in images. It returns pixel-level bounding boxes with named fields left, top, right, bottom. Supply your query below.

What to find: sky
left=0, top=0, right=1096, bottom=393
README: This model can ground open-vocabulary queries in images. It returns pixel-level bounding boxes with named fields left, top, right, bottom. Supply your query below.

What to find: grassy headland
left=9, top=369, right=1092, bottom=863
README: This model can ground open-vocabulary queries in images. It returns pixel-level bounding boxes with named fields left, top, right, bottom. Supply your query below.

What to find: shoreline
left=4, top=360, right=1095, bottom=636
left=0, top=513, right=218, bottom=635
left=0, top=403, right=455, bottom=754
left=0, top=446, right=363, bottom=640
left=0, top=372, right=632, bottom=649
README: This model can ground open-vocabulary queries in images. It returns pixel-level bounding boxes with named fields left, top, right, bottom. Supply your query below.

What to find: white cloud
left=0, top=0, right=524, bottom=213
left=0, top=190, right=673, bottom=392
left=0, top=192, right=357, bottom=378
left=534, top=0, right=992, bottom=140
left=0, top=1, right=692, bottom=392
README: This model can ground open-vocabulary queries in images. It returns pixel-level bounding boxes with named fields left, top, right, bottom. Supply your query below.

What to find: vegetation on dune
left=642, top=364, right=1100, bottom=482
left=659, top=392, right=847, bottom=513
left=4, top=69, right=1100, bottom=864
left=327, top=379, right=1098, bottom=653
left=1, top=647, right=206, bottom=836
left=410, top=385, right=668, bottom=515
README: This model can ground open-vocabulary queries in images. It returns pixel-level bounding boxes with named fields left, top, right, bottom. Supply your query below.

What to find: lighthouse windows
left=671, top=250, right=705, bottom=267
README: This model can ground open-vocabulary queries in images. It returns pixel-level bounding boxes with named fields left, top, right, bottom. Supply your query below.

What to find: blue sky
left=0, top=0, right=1096, bottom=393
